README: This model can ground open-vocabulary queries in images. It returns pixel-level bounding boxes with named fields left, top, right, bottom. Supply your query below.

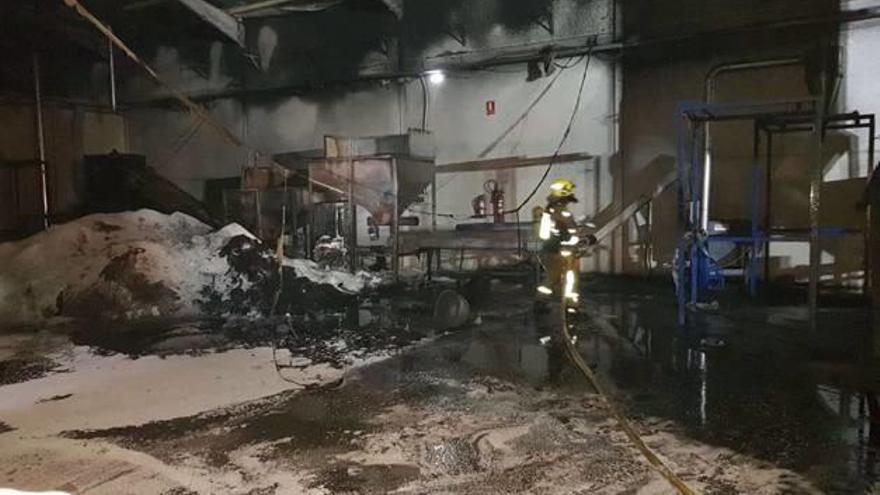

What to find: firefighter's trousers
left=537, top=252, right=580, bottom=307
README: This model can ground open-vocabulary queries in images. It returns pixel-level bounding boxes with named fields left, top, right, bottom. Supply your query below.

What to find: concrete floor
left=0, top=277, right=876, bottom=494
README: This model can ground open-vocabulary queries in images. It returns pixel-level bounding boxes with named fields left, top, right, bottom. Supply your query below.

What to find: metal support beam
left=227, top=0, right=339, bottom=15
left=175, top=0, right=245, bottom=47
left=437, top=153, right=592, bottom=173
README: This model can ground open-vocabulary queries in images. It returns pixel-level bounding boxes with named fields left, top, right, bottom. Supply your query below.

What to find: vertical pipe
left=306, top=168, right=314, bottom=260
left=611, top=0, right=619, bottom=44
left=691, top=123, right=703, bottom=307
left=690, top=243, right=699, bottom=306
left=749, top=122, right=761, bottom=296
left=809, top=98, right=826, bottom=321
left=869, top=116, right=876, bottom=178
left=279, top=170, right=288, bottom=257
left=348, top=160, right=357, bottom=272
left=613, top=59, right=624, bottom=274
left=391, top=159, right=400, bottom=281
left=594, top=157, right=601, bottom=273
left=764, top=130, right=773, bottom=281
left=108, top=29, right=117, bottom=111
left=644, top=199, right=653, bottom=273
left=702, top=89, right=714, bottom=232
left=255, top=190, right=262, bottom=239
left=431, top=172, right=437, bottom=231
left=32, top=51, right=49, bottom=231
left=675, top=109, right=687, bottom=325
left=693, top=122, right=705, bottom=231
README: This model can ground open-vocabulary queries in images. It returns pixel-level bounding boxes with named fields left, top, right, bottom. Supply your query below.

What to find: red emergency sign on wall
left=486, top=100, right=496, bottom=116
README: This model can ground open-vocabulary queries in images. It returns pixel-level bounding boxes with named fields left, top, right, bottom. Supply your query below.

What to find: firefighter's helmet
left=549, top=177, right=576, bottom=198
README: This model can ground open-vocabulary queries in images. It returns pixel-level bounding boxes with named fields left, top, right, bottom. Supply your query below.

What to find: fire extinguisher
left=471, top=194, right=487, bottom=218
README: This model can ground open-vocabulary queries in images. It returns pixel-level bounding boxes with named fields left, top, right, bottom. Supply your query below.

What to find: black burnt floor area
left=62, top=276, right=880, bottom=493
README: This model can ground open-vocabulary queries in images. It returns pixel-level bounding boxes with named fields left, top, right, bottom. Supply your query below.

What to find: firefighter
left=536, top=177, right=585, bottom=314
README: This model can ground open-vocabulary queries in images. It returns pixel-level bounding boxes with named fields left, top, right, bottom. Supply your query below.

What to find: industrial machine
left=303, top=132, right=436, bottom=275
left=675, top=99, right=875, bottom=324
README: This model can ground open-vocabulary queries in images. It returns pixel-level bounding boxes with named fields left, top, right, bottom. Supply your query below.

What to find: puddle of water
left=574, top=276, right=880, bottom=494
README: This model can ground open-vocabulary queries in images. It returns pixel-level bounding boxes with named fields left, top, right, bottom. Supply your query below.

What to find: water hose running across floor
left=559, top=296, right=697, bottom=495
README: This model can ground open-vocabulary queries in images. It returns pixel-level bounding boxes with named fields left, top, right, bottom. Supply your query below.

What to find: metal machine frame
left=305, top=154, right=436, bottom=277
left=675, top=99, right=875, bottom=324
left=756, top=111, right=875, bottom=287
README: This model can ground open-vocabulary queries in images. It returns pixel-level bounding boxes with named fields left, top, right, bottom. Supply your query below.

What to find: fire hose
left=559, top=292, right=697, bottom=495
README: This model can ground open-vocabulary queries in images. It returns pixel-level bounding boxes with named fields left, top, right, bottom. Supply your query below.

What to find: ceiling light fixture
left=425, top=70, right=445, bottom=85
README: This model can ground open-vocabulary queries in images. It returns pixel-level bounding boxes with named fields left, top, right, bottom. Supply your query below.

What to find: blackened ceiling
left=0, top=0, right=859, bottom=103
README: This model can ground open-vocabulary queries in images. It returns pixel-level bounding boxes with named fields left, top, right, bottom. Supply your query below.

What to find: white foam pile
left=282, top=258, right=375, bottom=294
left=0, top=210, right=375, bottom=325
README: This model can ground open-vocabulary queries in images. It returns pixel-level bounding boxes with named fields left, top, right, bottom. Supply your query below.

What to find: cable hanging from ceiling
left=504, top=38, right=595, bottom=215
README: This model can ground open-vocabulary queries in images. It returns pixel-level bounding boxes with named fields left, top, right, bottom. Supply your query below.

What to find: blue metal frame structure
left=675, top=100, right=875, bottom=324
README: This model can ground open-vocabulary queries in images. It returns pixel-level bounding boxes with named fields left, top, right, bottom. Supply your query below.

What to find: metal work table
left=397, top=222, right=538, bottom=279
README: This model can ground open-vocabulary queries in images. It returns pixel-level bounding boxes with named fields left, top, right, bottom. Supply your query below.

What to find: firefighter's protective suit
left=536, top=178, right=582, bottom=312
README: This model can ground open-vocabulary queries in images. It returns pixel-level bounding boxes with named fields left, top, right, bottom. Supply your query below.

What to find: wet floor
left=424, top=277, right=879, bottom=492
left=578, top=277, right=880, bottom=494
left=11, top=275, right=880, bottom=493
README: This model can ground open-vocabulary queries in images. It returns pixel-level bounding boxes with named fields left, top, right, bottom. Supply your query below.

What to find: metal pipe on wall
left=32, top=51, right=50, bottom=231
left=701, top=57, right=804, bottom=231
